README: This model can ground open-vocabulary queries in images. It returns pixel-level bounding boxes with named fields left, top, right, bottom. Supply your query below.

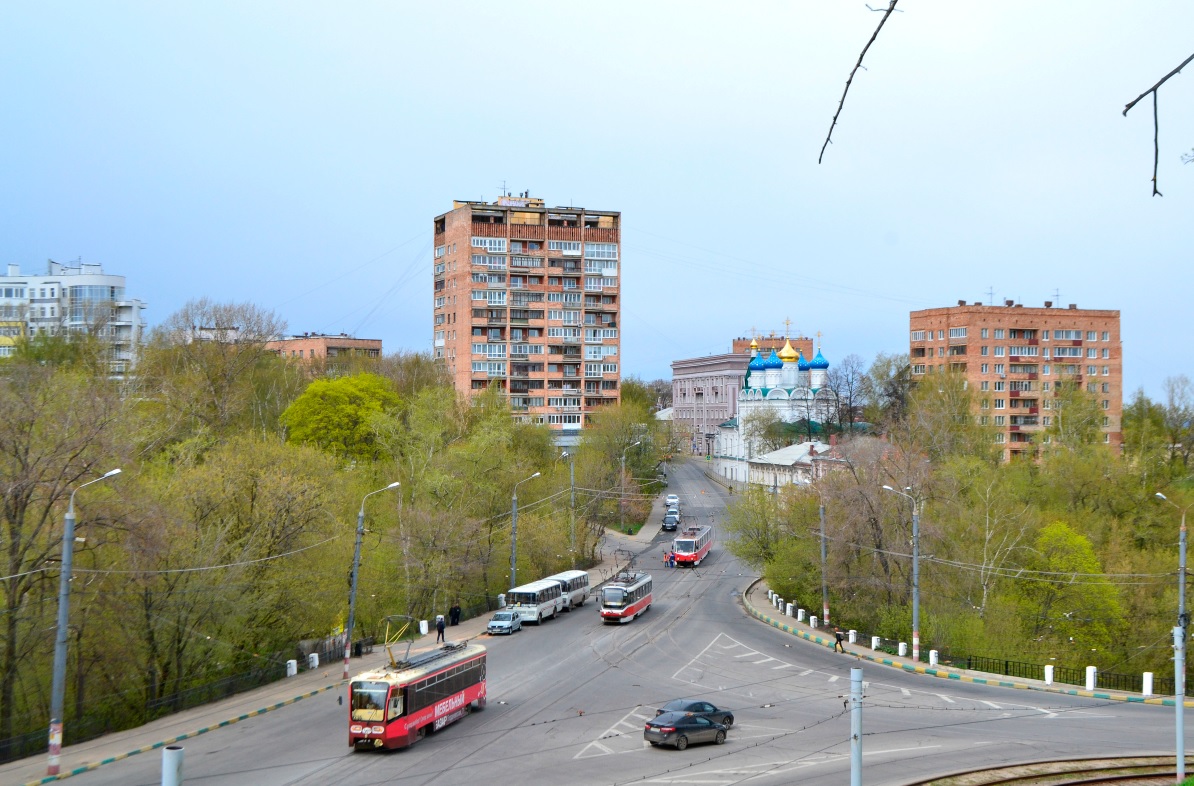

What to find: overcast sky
left=2, top=2, right=1190, bottom=397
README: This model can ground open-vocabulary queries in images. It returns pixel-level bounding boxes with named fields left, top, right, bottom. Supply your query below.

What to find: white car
left=665, top=494, right=680, bottom=508
left=487, top=610, right=522, bottom=635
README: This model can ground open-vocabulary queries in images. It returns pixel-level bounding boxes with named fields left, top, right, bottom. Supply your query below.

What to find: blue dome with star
left=810, top=349, right=830, bottom=370
left=748, top=352, right=766, bottom=372
left=797, top=350, right=810, bottom=371
left=764, top=349, right=783, bottom=370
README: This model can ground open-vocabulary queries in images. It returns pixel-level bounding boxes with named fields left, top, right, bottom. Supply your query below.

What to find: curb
left=739, top=578, right=1189, bottom=708
left=22, top=682, right=341, bottom=785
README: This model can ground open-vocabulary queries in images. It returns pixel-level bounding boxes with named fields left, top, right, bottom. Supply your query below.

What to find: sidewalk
left=740, top=578, right=1191, bottom=708
left=1, top=525, right=663, bottom=786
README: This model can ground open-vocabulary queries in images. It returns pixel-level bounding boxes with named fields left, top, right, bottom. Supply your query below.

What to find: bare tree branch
left=1122, top=51, right=1194, bottom=197
left=819, top=0, right=900, bottom=164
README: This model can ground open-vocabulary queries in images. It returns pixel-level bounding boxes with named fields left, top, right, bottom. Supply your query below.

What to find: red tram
left=348, top=641, right=486, bottom=750
left=672, top=524, right=713, bottom=567
left=599, top=571, right=653, bottom=624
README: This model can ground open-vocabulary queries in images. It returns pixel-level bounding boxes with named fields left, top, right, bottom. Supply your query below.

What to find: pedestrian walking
left=449, top=601, right=461, bottom=626
left=435, top=614, right=446, bottom=643
left=833, top=628, right=846, bottom=653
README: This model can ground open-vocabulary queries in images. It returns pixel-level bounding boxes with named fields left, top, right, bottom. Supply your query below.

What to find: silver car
left=487, top=610, right=522, bottom=635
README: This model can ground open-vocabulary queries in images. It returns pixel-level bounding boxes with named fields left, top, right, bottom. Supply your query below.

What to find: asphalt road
left=61, top=460, right=1176, bottom=786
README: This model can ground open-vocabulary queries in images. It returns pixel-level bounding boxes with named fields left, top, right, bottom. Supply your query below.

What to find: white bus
left=543, top=570, right=590, bottom=611
left=506, top=579, right=564, bottom=624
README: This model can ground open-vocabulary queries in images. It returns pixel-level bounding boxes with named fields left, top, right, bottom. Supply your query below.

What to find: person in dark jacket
left=449, top=602, right=461, bottom=626
left=435, top=615, right=446, bottom=643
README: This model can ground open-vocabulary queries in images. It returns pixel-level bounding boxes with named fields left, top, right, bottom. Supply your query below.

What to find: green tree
left=897, top=371, right=997, bottom=463
left=281, top=373, right=400, bottom=459
left=862, top=352, right=912, bottom=427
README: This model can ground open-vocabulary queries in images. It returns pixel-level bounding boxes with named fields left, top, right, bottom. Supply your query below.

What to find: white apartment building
left=0, top=260, right=147, bottom=374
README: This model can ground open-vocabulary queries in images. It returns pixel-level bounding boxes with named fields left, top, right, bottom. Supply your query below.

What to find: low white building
left=0, top=260, right=147, bottom=373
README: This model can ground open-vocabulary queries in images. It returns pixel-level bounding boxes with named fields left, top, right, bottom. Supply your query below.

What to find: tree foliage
left=281, top=373, right=400, bottom=459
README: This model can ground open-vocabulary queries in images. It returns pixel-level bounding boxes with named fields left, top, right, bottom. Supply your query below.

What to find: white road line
left=828, top=675, right=839, bottom=683
left=799, top=669, right=814, bottom=676
left=753, top=657, right=777, bottom=664
left=772, top=663, right=796, bottom=670
left=981, top=700, right=1001, bottom=709
left=935, top=694, right=955, bottom=703
left=901, top=688, right=911, bottom=697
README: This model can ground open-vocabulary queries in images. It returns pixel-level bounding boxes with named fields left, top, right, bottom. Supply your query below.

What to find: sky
left=2, top=2, right=1191, bottom=398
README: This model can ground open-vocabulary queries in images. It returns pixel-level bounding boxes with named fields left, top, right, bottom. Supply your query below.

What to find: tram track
left=901, top=756, right=1185, bottom=786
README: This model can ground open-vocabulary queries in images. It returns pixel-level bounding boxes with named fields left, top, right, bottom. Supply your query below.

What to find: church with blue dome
left=713, top=334, right=840, bottom=485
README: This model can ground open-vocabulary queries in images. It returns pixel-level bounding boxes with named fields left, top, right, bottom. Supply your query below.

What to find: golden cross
left=783, top=317, right=792, bottom=337
left=816, top=330, right=823, bottom=349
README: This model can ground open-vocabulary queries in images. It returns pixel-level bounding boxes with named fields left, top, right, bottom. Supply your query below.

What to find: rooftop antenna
left=984, top=286, right=995, bottom=305
left=1052, top=288, right=1060, bottom=303
left=497, top=180, right=508, bottom=197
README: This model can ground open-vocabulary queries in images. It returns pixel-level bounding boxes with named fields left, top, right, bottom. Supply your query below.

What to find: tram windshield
left=350, top=680, right=388, bottom=722
left=602, top=587, right=626, bottom=606
left=674, top=539, right=695, bottom=552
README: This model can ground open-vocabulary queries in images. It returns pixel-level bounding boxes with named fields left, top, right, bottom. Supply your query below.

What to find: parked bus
left=543, top=569, right=591, bottom=611
left=348, top=641, right=486, bottom=750
left=673, top=524, right=713, bottom=567
left=507, top=578, right=564, bottom=624
left=599, top=571, right=653, bottom=624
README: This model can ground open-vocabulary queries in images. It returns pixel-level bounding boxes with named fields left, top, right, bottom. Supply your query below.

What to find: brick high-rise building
left=433, top=194, right=621, bottom=432
left=909, top=300, right=1122, bottom=459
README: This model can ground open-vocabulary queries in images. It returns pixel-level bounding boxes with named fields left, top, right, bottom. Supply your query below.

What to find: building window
left=1102, top=382, right=1110, bottom=393
left=994, top=329, right=1005, bottom=339
left=1086, top=331, right=1097, bottom=341
left=1087, top=365, right=1097, bottom=376
left=1102, top=416, right=1110, bottom=427
left=949, top=327, right=967, bottom=338
left=1086, top=348, right=1097, bottom=358
left=981, top=398, right=990, bottom=409
left=995, top=399, right=1005, bottom=409
left=912, top=364, right=926, bottom=374
left=471, top=237, right=508, bottom=253
left=994, top=364, right=1004, bottom=374
left=1102, top=399, right=1110, bottom=410
left=936, top=330, right=944, bottom=339
left=936, top=347, right=943, bottom=357
left=1054, top=329, right=1082, bottom=340
left=980, top=415, right=989, bottom=425
left=994, top=381, right=1005, bottom=391
left=1101, top=331, right=1109, bottom=341
left=981, top=346, right=989, bottom=356
left=995, top=432, right=1006, bottom=443
left=980, top=364, right=989, bottom=374
left=584, top=242, right=618, bottom=259
left=994, top=416, right=1005, bottom=426
left=548, top=240, right=582, bottom=255
left=1043, top=416, right=1051, bottom=425
left=981, top=328, right=989, bottom=338
left=980, top=381, right=989, bottom=391
left=911, top=330, right=925, bottom=341
left=1042, top=381, right=1050, bottom=391
left=994, top=346, right=1005, bottom=357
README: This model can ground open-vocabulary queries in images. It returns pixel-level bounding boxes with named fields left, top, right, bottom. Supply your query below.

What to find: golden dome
left=778, top=339, right=799, bottom=362
left=749, top=338, right=758, bottom=350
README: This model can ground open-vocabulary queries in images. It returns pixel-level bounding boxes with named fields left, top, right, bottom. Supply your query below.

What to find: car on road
left=487, top=610, right=522, bottom=635
left=644, top=711, right=727, bottom=750
left=662, top=512, right=681, bottom=531
left=665, top=494, right=680, bottom=508
left=655, top=699, right=734, bottom=727
left=664, top=507, right=681, bottom=522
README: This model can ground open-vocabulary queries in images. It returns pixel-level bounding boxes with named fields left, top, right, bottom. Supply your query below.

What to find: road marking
left=575, top=706, right=648, bottom=759
left=799, top=669, right=814, bottom=676
left=771, top=663, right=796, bottom=670
left=901, top=688, right=911, bottom=697
left=828, top=676, right=839, bottom=683
left=935, top=694, right=955, bottom=703
left=981, top=700, right=1001, bottom=709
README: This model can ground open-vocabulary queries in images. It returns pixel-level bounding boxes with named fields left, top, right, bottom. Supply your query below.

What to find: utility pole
left=510, top=471, right=540, bottom=589
left=345, top=482, right=399, bottom=680
left=620, top=441, right=640, bottom=533
left=850, top=667, right=863, bottom=786
left=1156, top=492, right=1189, bottom=782
left=820, top=498, right=830, bottom=625
left=562, top=452, right=576, bottom=567
left=882, top=485, right=921, bottom=663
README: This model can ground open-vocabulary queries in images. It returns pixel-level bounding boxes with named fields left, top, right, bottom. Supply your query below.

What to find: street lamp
left=881, top=484, right=920, bottom=663
left=796, top=480, right=831, bottom=626
left=48, top=468, right=121, bottom=777
left=509, top=471, right=540, bottom=590
left=561, top=452, right=576, bottom=567
left=344, top=481, right=400, bottom=680
left=1155, top=491, right=1190, bottom=783
left=620, top=441, right=641, bottom=532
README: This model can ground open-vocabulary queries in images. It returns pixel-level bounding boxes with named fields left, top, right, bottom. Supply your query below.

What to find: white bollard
left=798, top=609, right=806, bottom=622
left=776, top=596, right=783, bottom=609
left=497, top=593, right=506, bottom=608
left=286, top=659, right=297, bottom=677
left=419, top=619, right=429, bottom=636
left=768, top=590, right=775, bottom=601
left=308, top=653, right=319, bottom=670
left=1143, top=671, right=1154, bottom=696
left=161, top=745, right=184, bottom=786
left=810, top=616, right=818, bottom=628
left=898, top=642, right=908, bottom=657
left=1044, top=664, right=1054, bottom=685
left=786, top=603, right=794, bottom=616
left=1085, top=665, right=1097, bottom=691
left=871, top=636, right=881, bottom=651
left=848, top=629, right=857, bottom=643
left=929, top=650, right=939, bottom=666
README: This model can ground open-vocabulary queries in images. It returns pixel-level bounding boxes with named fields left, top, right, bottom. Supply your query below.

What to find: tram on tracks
left=672, top=524, right=712, bottom=567
left=348, top=640, right=486, bottom=750
left=599, top=570, right=653, bottom=624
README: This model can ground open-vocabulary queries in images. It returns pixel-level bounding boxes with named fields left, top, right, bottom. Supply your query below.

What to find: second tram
left=599, top=571, right=653, bottom=623
left=672, top=524, right=713, bottom=567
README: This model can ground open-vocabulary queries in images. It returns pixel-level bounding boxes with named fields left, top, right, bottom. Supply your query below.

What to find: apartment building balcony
left=1009, top=416, right=1039, bottom=427
left=510, top=224, right=544, bottom=240
left=547, top=226, right=581, bottom=241
left=471, top=222, right=506, bottom=237
left=582, top=227, right=618, bottom=243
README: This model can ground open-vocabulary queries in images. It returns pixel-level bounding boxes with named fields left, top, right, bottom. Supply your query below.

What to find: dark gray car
left=656, top=699, right=734, bottom=727
left=662, top=513, right=680, bottom=531
left=644, top=711, right=727, bottom=750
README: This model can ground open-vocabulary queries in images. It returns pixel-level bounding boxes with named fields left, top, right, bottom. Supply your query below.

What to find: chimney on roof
left=957, top=299, right=966, bottom=306
left=1044, top=301, right=1052, bottom=308
left=1004, top=299, right=1014, bottom=307
left=974, top=301, right=982, bottom=306
left=1068, top=304, right=1077, bottom=310
left=809, top=446, right=817, bottom=456
left=830, top=434, right=837, bottom=446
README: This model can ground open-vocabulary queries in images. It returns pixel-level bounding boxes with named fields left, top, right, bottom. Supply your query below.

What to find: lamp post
left=881, top=485, right=920, bottom=663
left=509, top=471, right=540, bottom=590
left=796, top=479, right=831, bottom=626
left=620, top=441, right=641, bottom=532
left=48, top=468, right=121, bottom=777
left=561, top=452, right=576, bottom=567
left=344, top=481, right=400, bottom=681
left=1155, top=492, right=1190, bottom=782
